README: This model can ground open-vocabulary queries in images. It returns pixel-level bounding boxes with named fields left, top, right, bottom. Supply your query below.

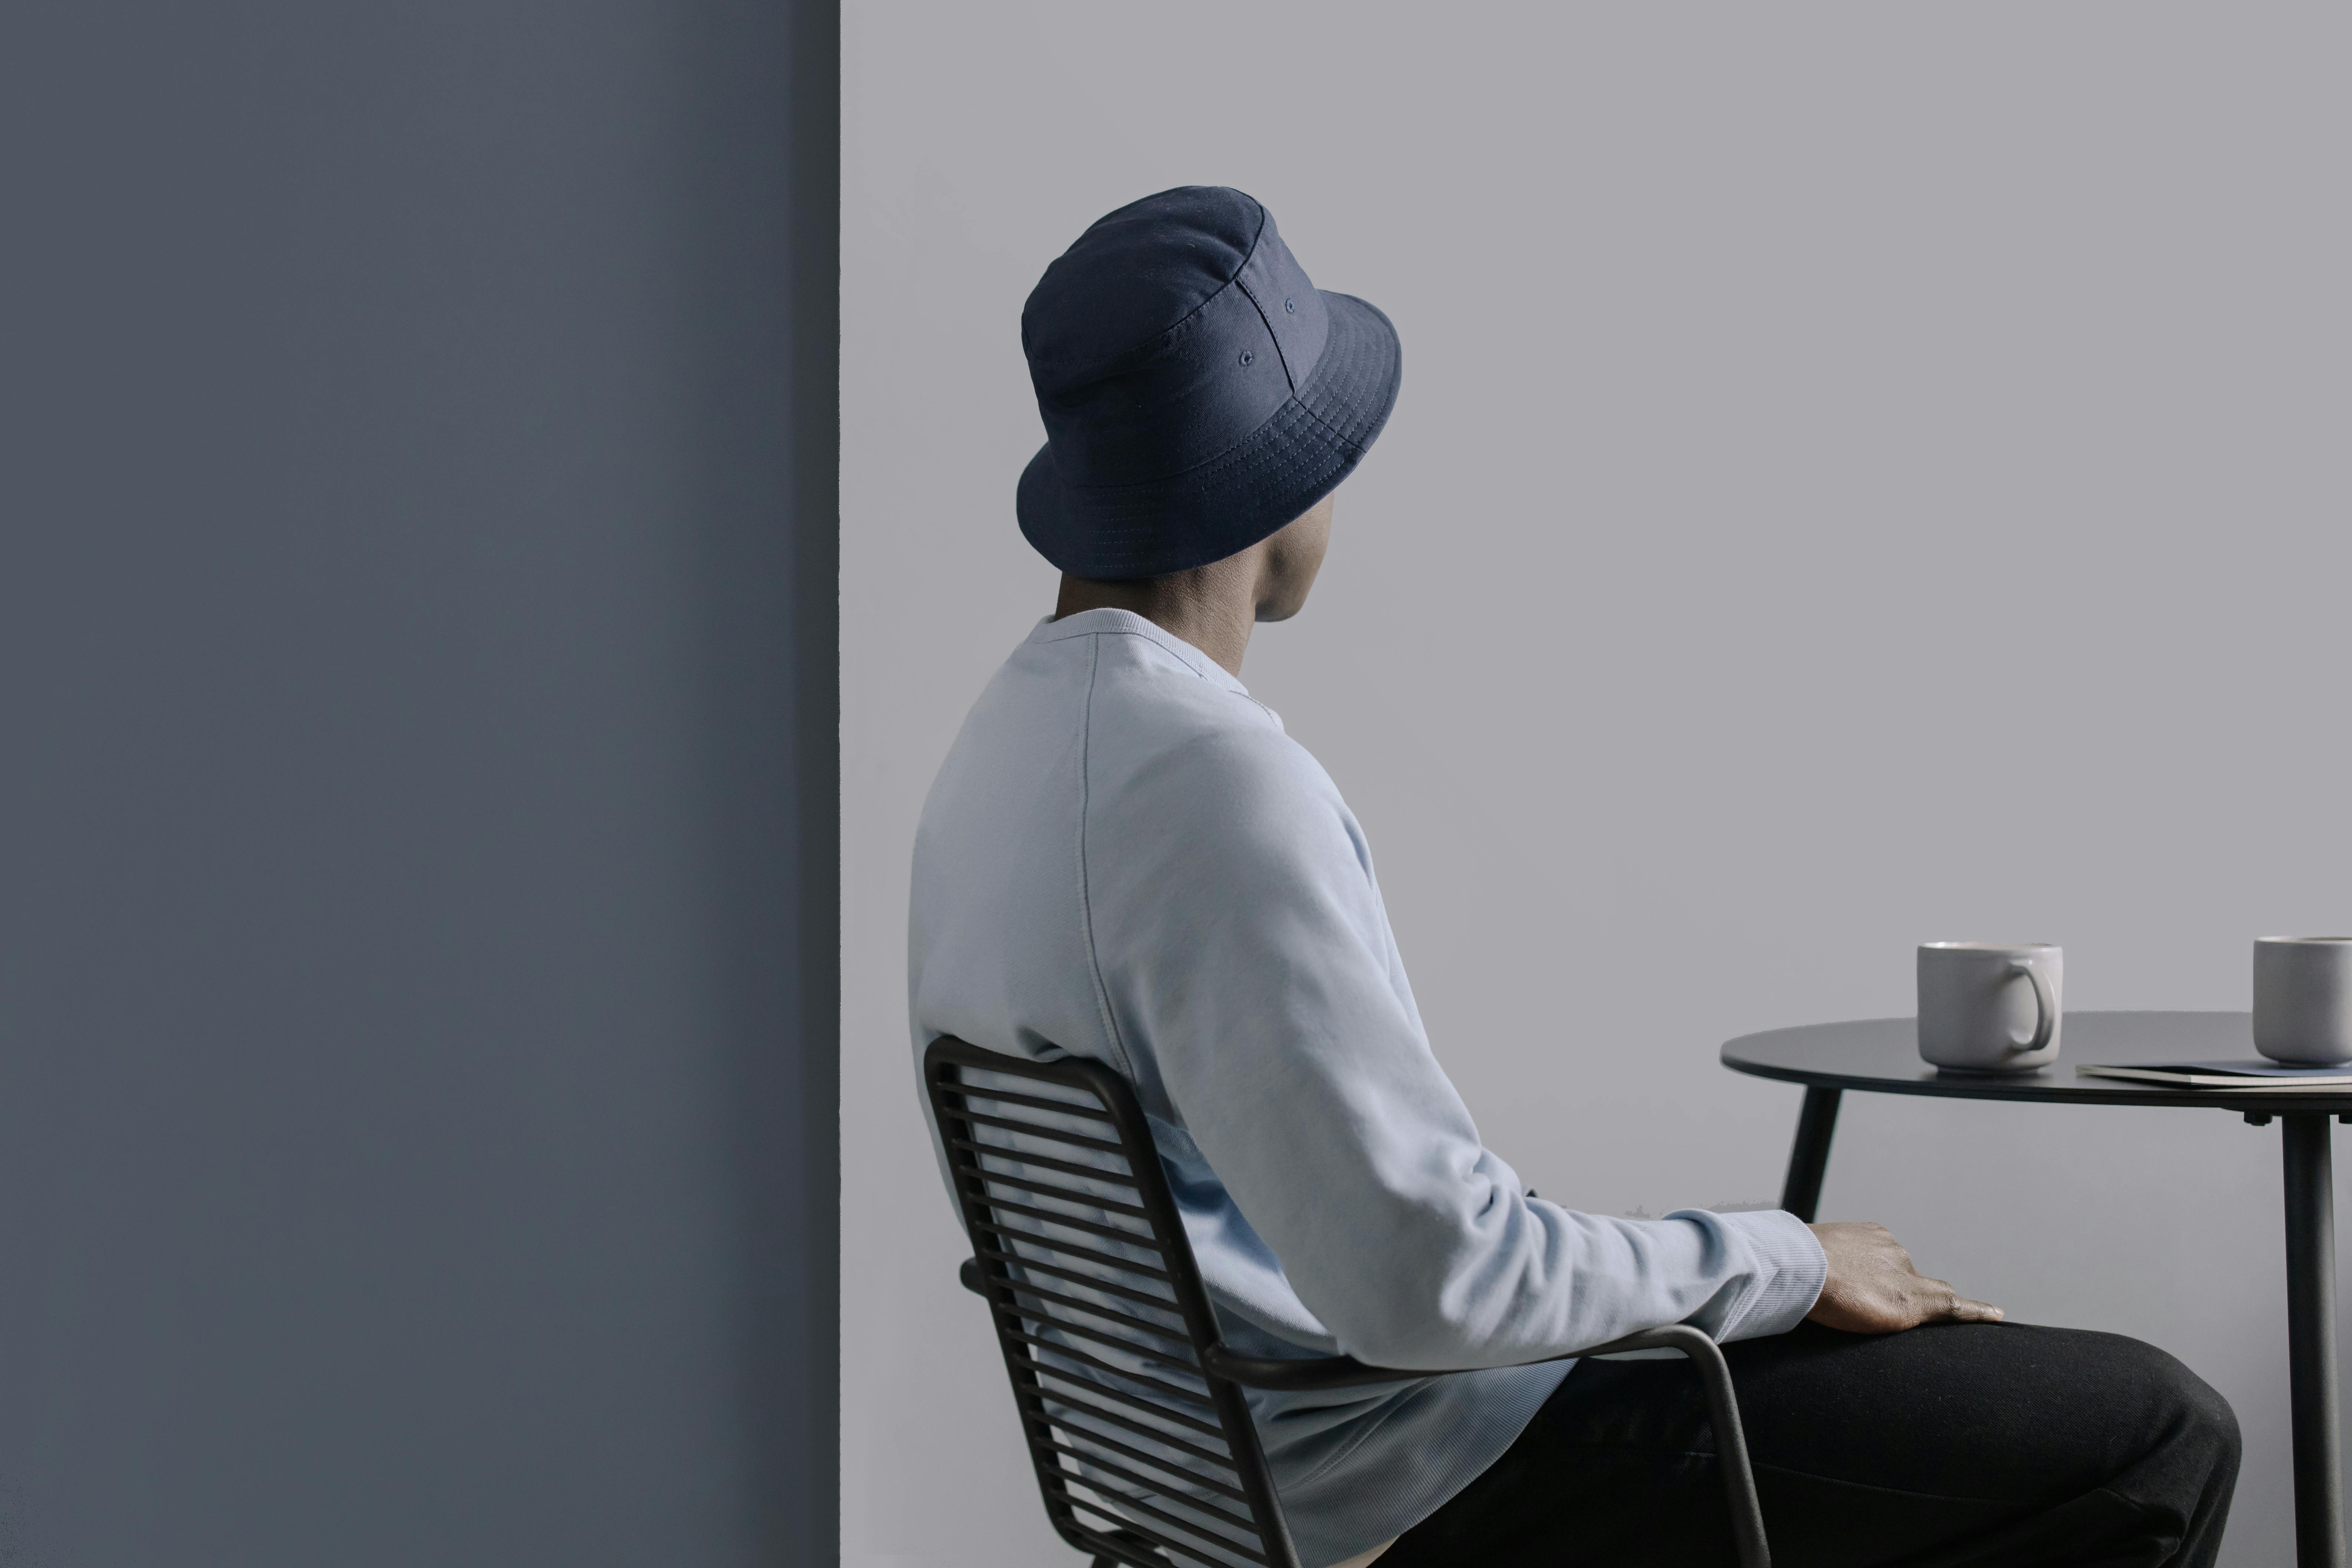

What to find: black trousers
left=1380, top=1322, right=2239, bottom=1568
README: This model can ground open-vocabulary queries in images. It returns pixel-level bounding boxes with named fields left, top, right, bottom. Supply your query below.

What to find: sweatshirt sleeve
left=1083, top=721, right=1825, bottom=1370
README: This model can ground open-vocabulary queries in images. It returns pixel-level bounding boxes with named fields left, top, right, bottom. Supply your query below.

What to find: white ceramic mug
left=2253, top=937, right=2352, bottom=1065
left=1917, top=942, right=2063, bottom=1073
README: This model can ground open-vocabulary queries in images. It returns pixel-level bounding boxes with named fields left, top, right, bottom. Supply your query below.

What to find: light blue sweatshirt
left=910, top=609, right=1826, bottom=1566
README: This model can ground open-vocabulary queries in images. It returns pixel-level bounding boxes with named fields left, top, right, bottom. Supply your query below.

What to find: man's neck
left=1054, top=564, right=1258, bottom=676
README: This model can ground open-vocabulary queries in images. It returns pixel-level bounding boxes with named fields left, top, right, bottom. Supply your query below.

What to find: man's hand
left=1805, top=1221, right=2003, bottom=1334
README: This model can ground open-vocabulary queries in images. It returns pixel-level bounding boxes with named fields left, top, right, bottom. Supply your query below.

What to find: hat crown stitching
left=1020, top=188, right=1269, bottom=386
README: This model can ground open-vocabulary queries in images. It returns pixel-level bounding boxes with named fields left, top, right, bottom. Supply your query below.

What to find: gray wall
left=0, top=3, right=836, bottom=1564
left=842, top=5, right=2350, bottom=1565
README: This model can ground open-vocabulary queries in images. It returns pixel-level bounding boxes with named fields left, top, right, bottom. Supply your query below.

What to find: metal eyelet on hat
left=1284, top=298, right=1296, bottom=313
left=1239, top=349, right=1254, bottom=366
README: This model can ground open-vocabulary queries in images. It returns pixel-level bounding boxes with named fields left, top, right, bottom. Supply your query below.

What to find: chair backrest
left=923, top=1034, right=1304, bottom=1568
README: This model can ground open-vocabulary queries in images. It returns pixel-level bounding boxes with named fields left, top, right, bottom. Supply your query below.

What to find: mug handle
left=2008, top=958, right=2056, bottom=1055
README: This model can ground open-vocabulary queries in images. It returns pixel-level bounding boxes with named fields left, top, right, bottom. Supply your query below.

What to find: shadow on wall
left=0, top=3, right=837, bottom=1564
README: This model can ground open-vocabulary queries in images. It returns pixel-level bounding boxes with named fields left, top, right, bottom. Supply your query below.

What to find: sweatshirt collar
left=1029, top=608, right=1251, bottom=695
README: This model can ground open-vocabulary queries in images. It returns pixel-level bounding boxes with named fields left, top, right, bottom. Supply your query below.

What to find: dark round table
left=1724, top=1011, right=2348, bottom=1567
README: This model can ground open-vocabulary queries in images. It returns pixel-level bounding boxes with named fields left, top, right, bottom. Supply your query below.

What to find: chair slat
left=1063, top=1503, right=1252, bottom=1568
left=958, top=1163, right=1155, bottom=1220
left=998, top=1325, right=1218, bottom=1409
left=1030, top=1457, right=1270, bottom=1566
left=1024, top=1371, right=1242, bottom=1460
left=1033, top=1437, right=1257, bottom=1525
left=962, top=1186, right=1168, bottom=1250
left=947, top=1137, right=1148, bottom=1193
left=1023, top=1366, right=1228, bottom=1444
left=992, top=1277, right=1194, bottom=1351
left=1024, top=1407, right=1247, bottom=1497
left=970, top=1226, right=1177, bottom=1285
left=988, top=1298, right=1207, bottom=1379
left=973, top=1247, right=1180, bottom=1312
left=939, top=1083, right=1117, bottom=1122
left=952, top=1106, right=1130, bottom=1156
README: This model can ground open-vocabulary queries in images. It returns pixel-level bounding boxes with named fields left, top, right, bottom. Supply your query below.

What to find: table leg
left=1779, top=1086, right=1841, bottom=1223
left=2285, top=1112, right=2345, bottom=1568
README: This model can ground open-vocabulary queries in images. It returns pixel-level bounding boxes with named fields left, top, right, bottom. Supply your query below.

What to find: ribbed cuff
left=1707, top=1208, right=1827, bottom=1340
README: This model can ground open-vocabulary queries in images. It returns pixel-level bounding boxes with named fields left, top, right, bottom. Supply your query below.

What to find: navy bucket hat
left=1017, top=186, right=1402, bottom=580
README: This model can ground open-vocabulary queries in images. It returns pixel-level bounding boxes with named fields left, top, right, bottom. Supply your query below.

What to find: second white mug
left=2254, top=937, right=2352, bottom=1065
left=1918, top=942, right=2063, bottom=1073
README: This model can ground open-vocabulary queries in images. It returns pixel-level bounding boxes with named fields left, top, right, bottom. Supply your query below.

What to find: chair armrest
left=1198, top=1325, right=1711, bottom=1391
left=1205, top=1324, right=1765, bottom=1567
left=958, top=1258, right=1706, bottom=1388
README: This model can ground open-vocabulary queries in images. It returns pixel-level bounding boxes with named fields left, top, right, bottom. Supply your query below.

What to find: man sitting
left=910, top=185, right=2238, bottom=1567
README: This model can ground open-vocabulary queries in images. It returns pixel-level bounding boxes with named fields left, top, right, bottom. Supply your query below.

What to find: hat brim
left=1017, top=290, right=1402, bottom=580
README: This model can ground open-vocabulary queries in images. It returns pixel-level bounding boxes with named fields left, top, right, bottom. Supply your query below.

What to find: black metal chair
left=924, top=1035, right=1772, bottom=1568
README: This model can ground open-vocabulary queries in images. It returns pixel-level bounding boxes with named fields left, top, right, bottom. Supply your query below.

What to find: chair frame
left=925, top=1035, right=1771, bottom=1568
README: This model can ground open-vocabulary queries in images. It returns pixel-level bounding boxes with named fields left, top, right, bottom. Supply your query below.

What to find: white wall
left=843, top=7, right=2350, bottom=1564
